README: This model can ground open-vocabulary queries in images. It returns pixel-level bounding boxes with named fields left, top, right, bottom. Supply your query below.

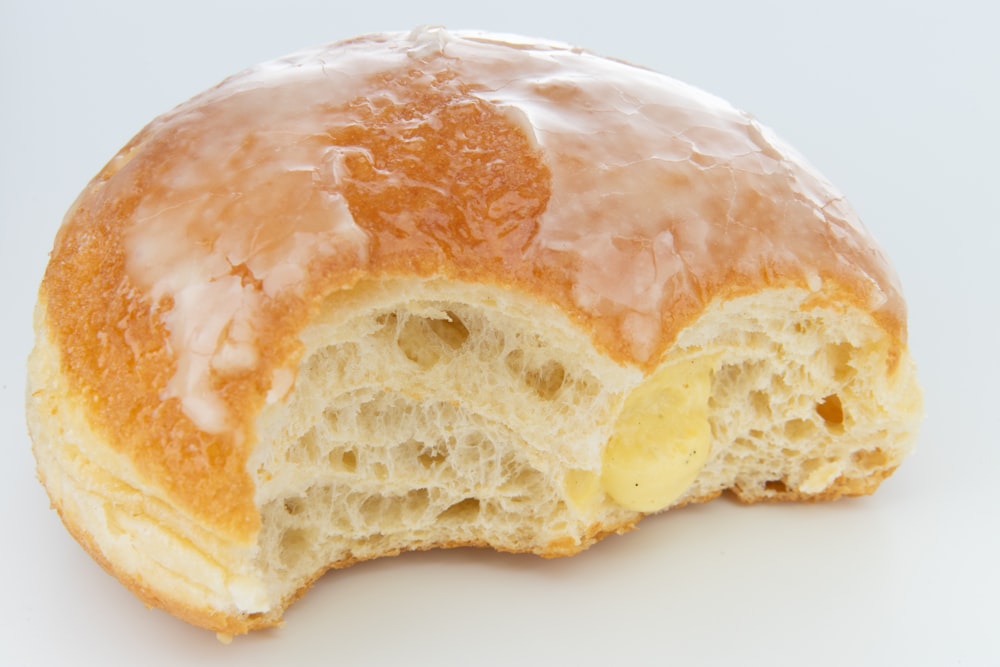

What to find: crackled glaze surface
left=41, top=28, right=905, bottom=537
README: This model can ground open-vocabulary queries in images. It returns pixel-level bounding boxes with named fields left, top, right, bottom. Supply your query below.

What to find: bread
left=27, top=27, right=922, bottom=635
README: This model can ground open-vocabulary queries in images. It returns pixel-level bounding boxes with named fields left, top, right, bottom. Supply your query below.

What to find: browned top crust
left=40, top=28, right=906, bottom=543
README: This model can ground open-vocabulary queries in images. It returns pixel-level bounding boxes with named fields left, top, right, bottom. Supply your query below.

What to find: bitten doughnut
left=27, top=27, right=922, bottom=634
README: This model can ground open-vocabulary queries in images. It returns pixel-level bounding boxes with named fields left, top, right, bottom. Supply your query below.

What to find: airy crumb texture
left=28, top=280, right=921, bottom=634
left=26, top=30, right=921, bottom=635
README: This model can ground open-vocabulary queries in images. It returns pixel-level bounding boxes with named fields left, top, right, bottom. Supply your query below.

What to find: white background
left=2, top=1, right=997, bottom=665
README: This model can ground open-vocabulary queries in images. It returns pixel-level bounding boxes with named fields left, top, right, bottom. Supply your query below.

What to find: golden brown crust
left=47, top=492, right=275, bottom=635
left=38, top=31, right=908, bottom=545
left=39, top=385, right=898, bottom=638
left=41, top=210, right=263, bottom=541
left=32, top=33, right=918, bottom=636
left=57, top=470, right=890, bottom=635
left=50, top=484, right=646, bottom=635
left=729, top=467, right=898, bottom=504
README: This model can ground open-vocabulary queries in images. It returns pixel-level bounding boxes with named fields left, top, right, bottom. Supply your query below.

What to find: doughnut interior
left=27, top=28, right=922, bottom=634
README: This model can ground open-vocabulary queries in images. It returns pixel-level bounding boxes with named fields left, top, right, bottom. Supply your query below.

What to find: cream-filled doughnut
left=27, top=27, right=922, bottom=634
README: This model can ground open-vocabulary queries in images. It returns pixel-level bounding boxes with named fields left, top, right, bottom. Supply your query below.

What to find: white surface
left=2, top=1, right=997, bottom=665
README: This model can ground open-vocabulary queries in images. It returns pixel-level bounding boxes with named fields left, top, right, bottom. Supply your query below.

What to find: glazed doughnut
left=27, top=27, right=922, bottom=634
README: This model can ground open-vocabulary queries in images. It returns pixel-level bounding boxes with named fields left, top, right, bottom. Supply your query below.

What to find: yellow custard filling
left=600, top=355, right=715, bottom=512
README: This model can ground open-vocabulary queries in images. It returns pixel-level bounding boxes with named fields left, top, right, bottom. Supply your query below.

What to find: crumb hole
left=403, top=488, right=431, bottom=515
left=437, top=497, right=481, bottom=521
left=279, top=528, right=312, bottom=569
left=749, top=390, right=771, bottom=417
left=360, top=494, right=400, bottom=526
left=283, top=497, right=305, bottom=516
left=504, top=349, right=526, bottom=374
left=394, top=311, right=469, bottom=368
left=418, top=448, right=448, bottom=468
left=332, top=449, right=357, bottom=472
left=397, top=316, right=442, bottom=368
left=288, top=428, right=320, bottom=464
left=526, top=360, right=566, bottom=400
left=816, top=394, right=844, bottom=428
left=828, top=343, right=855, bottom=383
left=764, top=480, right=789, bottom=494
left=428, top=311, right=470, bottom=349
left=852, top=448, right=889, bottom=470
left=507, top=351, right=566, bottom=400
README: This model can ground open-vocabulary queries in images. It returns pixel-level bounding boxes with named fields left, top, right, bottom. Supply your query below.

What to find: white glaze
left=109, top=29, right=902, bottom=431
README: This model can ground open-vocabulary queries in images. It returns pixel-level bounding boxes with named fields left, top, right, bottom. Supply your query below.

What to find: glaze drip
left=97, top=29, right=904, bottom=428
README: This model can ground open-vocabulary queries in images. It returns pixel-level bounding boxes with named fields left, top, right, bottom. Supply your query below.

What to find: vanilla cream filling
left=601, top=354, right=715, bottom=512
